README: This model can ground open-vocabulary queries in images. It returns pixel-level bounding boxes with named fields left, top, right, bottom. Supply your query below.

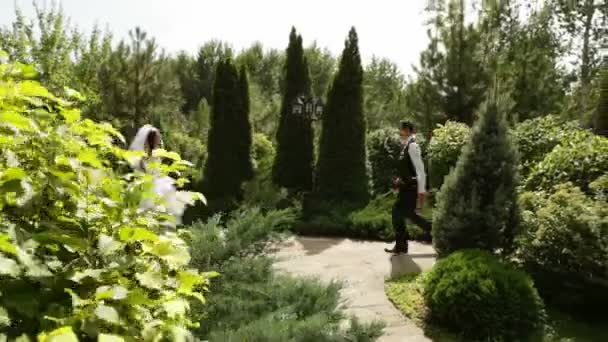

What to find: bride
left=128, top=124, right=192, bottom=226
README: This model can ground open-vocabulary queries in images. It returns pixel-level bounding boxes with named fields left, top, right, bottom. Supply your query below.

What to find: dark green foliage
left=511, top=115, right=581, bottom=176
left=524, top=130, right=608, bottom=194
left=424, top=250, right=546, bottom=341
left=426, top=121, right=471, bottom=190
left=273, top=27, right=314, bottom=192
left=516, top=184, right=608, bottom=313
left=316, top=27, right=369, bottom=205
left=203, top=59, right=252, bottom=210
left=238, top=66, right=254, bottom=182
left=188, top=208, right=384, bottom=341
left=367, top=128, right=400, bottom=195
left=432, top=102, right=519, bottom=257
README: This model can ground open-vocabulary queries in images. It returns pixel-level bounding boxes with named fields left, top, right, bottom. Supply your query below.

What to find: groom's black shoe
left=384, top=245, right=408, bottom=254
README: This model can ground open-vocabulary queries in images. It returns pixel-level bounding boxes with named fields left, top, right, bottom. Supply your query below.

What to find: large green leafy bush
left=524, top=131, right=608, bottom=193
left=424, top=250, right=545, bottom=341
left=0, top=54, right=212, bottom=340
left=516, top=184, right=608, bottom=312
left=427, top=121, right=470, bottom=190
left=511, top=115, right=580, bottom=176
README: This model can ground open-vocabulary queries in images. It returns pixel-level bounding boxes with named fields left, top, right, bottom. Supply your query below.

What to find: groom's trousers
left=391, top=182, right=432, bottom=252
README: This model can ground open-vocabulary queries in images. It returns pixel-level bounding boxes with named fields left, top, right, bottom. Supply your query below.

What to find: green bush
left=511, top=115, right=580, bottom=176
left=367, top=128, right=401, bottom=195
left=427, top=121, right=470, bottom=190
left=516, top=184, right=608, bottom=312
left=243, top=133, right=287, bottom=209
left=424, top=250, right=546, bottom=341
left=524, top=131, right=608, bottom=193
left=0, top=54, right=211, bottom=340
left=188, top=207, right=384, bottom=341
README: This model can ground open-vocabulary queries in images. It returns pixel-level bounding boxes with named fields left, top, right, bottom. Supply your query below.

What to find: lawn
left=385, top=273, right=608, bottom=342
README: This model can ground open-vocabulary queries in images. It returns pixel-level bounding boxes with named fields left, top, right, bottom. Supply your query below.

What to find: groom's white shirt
left=406, top=135, right=426, bottom=194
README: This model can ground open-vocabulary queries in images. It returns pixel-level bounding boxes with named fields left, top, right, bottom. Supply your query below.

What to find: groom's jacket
left=395, top=136, right=426, bottom=193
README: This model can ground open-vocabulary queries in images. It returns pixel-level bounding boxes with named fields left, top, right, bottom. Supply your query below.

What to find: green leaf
left=71, top=269, right=103, bottom=283
left=1, top=167, right=27, bottom=183
left=136, top=271, right=164, bottom=290
left=119, top=227, right=159, bottom=243
left=152, top=149, right=181, bottom=161
left=38, top=326, right=78, bottom=342
left=59, top=108, right=81, bottom=123
left=77, top=149, right=102, bottom=168
left=177, top=270, right=204, bottom=294
left=34, top=231, right=87, bottom=252
left=95, top=285, right=127, bottom=300
left=17, top=80, right=51, bottom=98
left=95, top=304, right=120, bottom=324
left=162, top=298, right=188, bottom=318
left=126, top=288, right=155, bottom=305
left=98, top=334, right=124, bottom=342
left=0, top=234, right=17, bottom=255
left=0, top=111, right=35, bottom=132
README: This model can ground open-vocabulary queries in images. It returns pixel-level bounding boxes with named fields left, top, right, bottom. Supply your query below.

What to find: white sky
left=0, top=0, right=432, bottom=76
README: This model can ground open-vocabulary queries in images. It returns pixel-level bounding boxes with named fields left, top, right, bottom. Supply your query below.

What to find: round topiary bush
left=424, top=249, right=545, bottom=341
left=427, top=121, right=470, bottom=190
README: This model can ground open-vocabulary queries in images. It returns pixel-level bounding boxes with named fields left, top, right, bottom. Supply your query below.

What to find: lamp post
left=291, top=95, right=324, bottom=121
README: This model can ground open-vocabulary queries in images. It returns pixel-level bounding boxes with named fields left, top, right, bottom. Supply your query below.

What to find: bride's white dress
left=129, top=125, right=190, bottom=226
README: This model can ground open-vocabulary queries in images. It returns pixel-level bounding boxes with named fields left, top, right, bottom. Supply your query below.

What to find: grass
left=385, top=273, right=608, bottom=342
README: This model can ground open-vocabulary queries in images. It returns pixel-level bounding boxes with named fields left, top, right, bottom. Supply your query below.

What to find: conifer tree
left=238, top=65, right=254, bottom=181
left=315, top=27, right=369, bottom=205
left=432, top=99, right=520, bottom=257
left=272, top=27, right=314, bottom=192
left=595, top=54, right=607, bottom=136
left=203, top=59, right=252, bottom=206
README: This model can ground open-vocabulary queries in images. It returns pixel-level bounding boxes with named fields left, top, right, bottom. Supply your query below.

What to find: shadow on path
left=296, top=237, right=346, bottom=256
left=390, top=254, right=423, bottom=278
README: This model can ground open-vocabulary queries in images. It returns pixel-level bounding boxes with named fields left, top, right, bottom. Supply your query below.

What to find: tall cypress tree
left=595, top=55, right=607, bottom=136
left=238, top=65, right=254, bottom=181
left=272, top=27, right=314, bottom=192
left=432, top=99, right=520, bottom=257
left=203, top=59, right=252, bottom=206
left=315, top=27, right=369, bottom=205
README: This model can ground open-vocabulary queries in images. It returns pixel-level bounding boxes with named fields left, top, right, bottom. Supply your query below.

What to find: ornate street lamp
left=291, top=95, right=323, bottom=121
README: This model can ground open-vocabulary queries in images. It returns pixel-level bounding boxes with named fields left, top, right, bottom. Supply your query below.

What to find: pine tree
left=203, top=59, right=252, bottom=207
left=432, top=99, right=520, bottom=257
left=315, top=27, right=369, bottom=205
left=596, top=56, right=607, bottom=136
left=272, top=27, right=314, bottom=192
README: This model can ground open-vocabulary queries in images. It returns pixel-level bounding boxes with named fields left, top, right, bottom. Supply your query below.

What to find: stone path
left=273, top=236, right=437, bottom=342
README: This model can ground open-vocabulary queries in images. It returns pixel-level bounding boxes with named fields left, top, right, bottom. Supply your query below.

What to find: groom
left=385, top=120, right=432, bottom=255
